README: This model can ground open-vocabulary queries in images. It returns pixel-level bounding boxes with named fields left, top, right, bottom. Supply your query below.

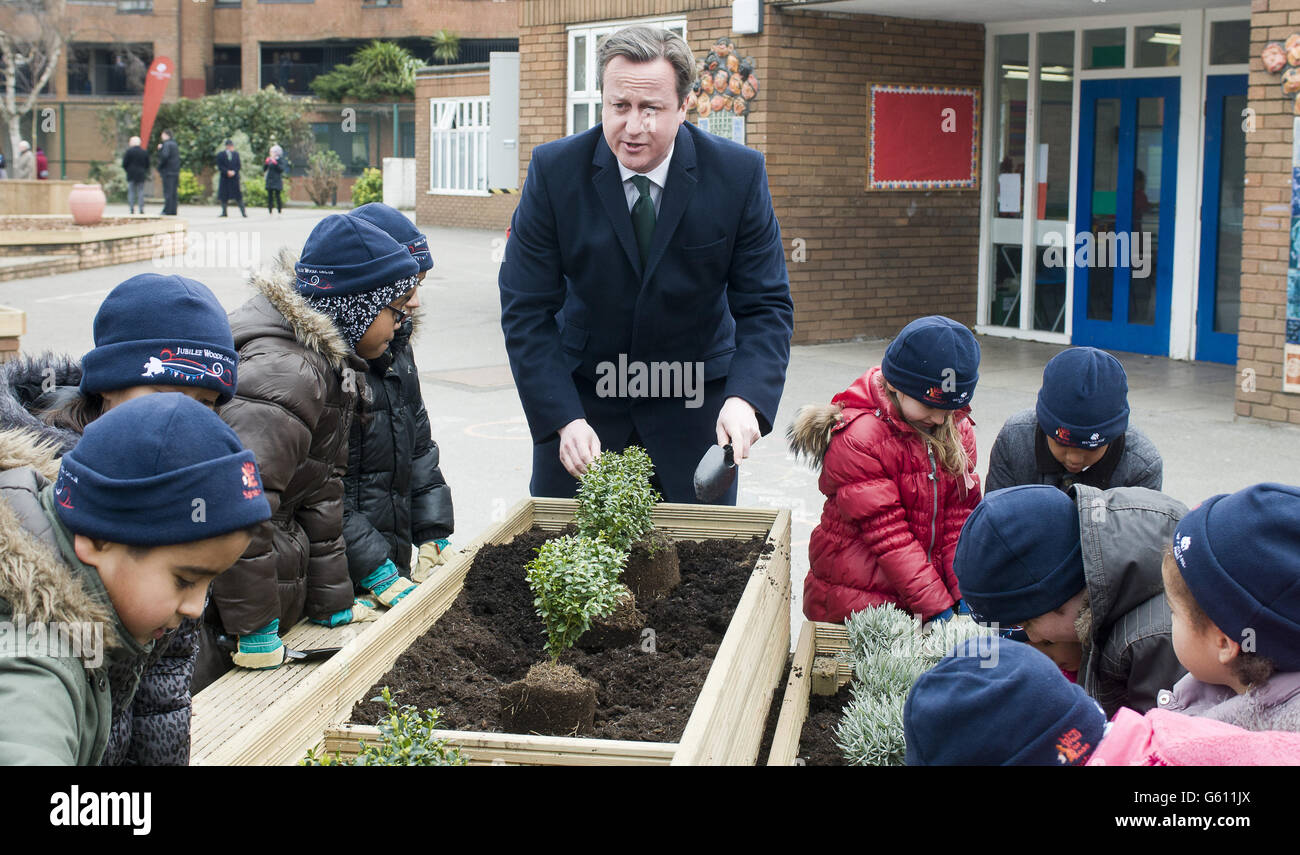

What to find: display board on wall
left=1288, top=117, right=1300, bottom=393
left=867, top=84, right=980, bottom=190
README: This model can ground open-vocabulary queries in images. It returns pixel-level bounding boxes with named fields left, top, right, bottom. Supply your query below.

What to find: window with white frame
left=567, top=17, right=686, bottom=137
left=428, top=96, right=490, bottom=195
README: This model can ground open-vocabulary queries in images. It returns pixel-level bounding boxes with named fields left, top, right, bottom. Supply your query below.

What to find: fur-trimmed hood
left=235, top=247, right=355, bottom=369
left=0, top=352, right=85, bottom=454
left=787, top=402, right=844, bottom=469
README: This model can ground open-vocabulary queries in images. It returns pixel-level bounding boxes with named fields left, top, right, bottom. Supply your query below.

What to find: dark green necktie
left=630, top=175, right=656, bottom=266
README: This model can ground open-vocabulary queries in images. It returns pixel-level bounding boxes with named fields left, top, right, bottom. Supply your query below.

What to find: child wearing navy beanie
left=954, top=482, right=1187, bottom=714
left=985, top=347, right=1163, bottom=494
left=0, top=395, right=270, bottom=764
left=197, top=214, right=422, bottom=689
left=1157, top=483, right=1300, bottom=732
left=341, top=204, right=455, bottom=597
left=788, top=316, right=982, bottom=624
left=0, top=272, right=241, bottom=767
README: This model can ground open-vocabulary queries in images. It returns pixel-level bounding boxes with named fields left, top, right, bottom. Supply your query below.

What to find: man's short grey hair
left=597, top=25, right=696, bottom=107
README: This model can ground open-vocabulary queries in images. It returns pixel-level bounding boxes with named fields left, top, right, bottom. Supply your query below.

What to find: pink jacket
left=1088, top=708, right=1300, bottom=766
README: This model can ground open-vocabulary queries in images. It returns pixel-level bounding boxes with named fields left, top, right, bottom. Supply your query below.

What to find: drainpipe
left=59, top=102, right=65, bottom=178
left=392, top=102, right=398, bottom=158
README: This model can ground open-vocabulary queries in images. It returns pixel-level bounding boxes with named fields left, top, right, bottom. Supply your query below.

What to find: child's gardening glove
left=309, top=598, right=381, bottom=627
left=412, top=539, right=450, bottom=583
left=232, top=620, right=285, bottom=670
left=955, top=599, right=970, bottom=616
left=360, top=560, right=416, bottom=607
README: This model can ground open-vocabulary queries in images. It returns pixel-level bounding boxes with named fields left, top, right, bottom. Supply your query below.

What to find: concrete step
left=0, top=254, right=81, bottom=282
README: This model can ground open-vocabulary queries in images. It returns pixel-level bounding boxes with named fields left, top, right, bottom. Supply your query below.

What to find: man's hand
left=557, top=418, right=601, bottom=479
left=716, top=397, right=760, bottom=461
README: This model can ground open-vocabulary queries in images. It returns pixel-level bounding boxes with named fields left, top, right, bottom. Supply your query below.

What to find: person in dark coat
left=121, top=136, right=150, bottom=215
left=216, top=139, right=245, bottom=218
left=35, top=147, right=49, bottom=179
left=0, top=272, right=242, bottom=765
left=157, top=130, right=180, bottom=216
left=263, top=144, right=289, bottom=214
left=498, top=25, right=792, bottom=504
left=343, top=203, right=454, bottom=589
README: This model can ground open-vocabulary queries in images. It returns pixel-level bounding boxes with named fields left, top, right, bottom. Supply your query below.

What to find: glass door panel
left=1196, top=75, right=1247, bottom=364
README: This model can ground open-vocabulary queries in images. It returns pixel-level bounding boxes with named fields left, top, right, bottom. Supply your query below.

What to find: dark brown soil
left=0, top=216, right=147, bottom=231
left=500, top=662, right=597, bottom=735
left=624, top=530, right=681, bottom=601
left=577, top=587, right=645, bottom=652
left=798, top=688, right=851, bottom=766
left=351, top=527, right=766, bottom=742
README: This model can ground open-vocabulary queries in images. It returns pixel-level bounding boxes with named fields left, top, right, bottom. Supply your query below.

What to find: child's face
left=1161, top=554, right=1242, bottom=690
left=76, top=530, right=251, bottom=645
left=1019, top=590, right=1086, bottom=644
left=885, top=383, right=950, bottom=431
left=355, top=285, right=419, bottom=360
left=1027, top=638, right=1082, bottom=672
left=1045, top=435, right=1108, bottom=474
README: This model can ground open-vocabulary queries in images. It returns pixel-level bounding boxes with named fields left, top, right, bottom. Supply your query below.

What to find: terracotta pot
left=68, top=183, right=107, bottom=225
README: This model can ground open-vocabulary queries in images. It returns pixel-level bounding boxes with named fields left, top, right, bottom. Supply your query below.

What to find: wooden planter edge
left=766, top=621, right=851, bottom=766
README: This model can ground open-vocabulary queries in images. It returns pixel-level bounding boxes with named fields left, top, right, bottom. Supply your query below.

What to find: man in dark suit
left=157, top=129, right=180, bottom=215
left=499, top=25, right=792, bottom=505
left=216, top=138, right=246, bottom=218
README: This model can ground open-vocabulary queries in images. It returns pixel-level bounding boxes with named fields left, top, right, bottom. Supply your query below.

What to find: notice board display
left=868, top=84, right=980, bottom=190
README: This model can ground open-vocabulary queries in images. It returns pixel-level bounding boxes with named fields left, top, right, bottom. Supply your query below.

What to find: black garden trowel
left=693, top=443, right=737, bottom=502
left=216, top=634, right=343, bottom=665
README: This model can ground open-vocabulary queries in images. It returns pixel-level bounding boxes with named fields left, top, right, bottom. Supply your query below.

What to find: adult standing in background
left=216, top=138, right=246, bottom=218
left=499, top=25, right=792, bottom=504
left=157, top=129, right=180, bottom=216
left=14, top=141, right=35, bottom=180
left=263, top=144, right=289, bottom=214
left=121, top=136, right=150, bottom=215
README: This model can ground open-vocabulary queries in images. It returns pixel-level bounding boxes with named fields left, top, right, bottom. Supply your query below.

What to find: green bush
left=574, top=447, right=660, bottom=555
left=311, top=40, right=419, bottom=102
left=88, top=160, right=128, bottom=203
left=176, top=169, right=205, bottom=203
left=305, top=149, right=344, bottom=206
left=525, top=534, right=625, bottom=664
left=351, top=167, right=383, bottom=206
left=301, top=687, right=466, bottom=766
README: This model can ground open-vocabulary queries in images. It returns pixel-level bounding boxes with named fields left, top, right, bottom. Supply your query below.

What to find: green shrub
left=88, top=160, right=128, bottom=203
left=351, top=167, right=383, bottom=206
left=301, top=687, right=466, bottom=766
left=176, top=169, right=205, bottom=203
left=574, top=447, right=660, bottom=555
left=305, top=149, right=344, bottom=206
left=525, top=534, right=625, bottom=663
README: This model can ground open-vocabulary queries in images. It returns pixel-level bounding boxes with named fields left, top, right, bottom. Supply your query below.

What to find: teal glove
left=360, top=559, right=416, bottom=607
left=310, top=598, right=381, bottom=627
left=232, top=619, right=284, bottom=670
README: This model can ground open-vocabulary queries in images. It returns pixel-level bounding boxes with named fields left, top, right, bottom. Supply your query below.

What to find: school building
left=414, top=0, right=1300, bottom=424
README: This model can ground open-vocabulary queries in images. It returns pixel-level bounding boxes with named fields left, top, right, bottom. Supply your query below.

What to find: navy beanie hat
left=1036, top=347, right=1129, bottom=449
left=294, top=214, right=420, bottom=297
left=880, top=316, right=980, bottom=410
left=954, top=484, right=1086, bottom=626
left=1171, top=483, right=1300, bottom=671
left=54, top=395, right=271, bottom=546
left=81, top=274, right=238, bottom=405
left=349, top=203, right=433, bottom=273
left=904, top=637, right=1107, bottom=765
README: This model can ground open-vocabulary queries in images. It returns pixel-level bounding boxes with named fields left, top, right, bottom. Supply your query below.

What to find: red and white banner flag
left=140, top=57, right=174, bottom=145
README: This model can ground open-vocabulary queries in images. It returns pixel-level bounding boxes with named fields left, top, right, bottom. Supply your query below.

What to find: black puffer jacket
left=343, top=316, right=453, bottom=583
left=0, top=354, right=198, bottom=766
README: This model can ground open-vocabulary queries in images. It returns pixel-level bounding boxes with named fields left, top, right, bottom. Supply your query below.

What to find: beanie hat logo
left=1173, top=534, right=1192, bottom=569
left=54, top=470, right=76, bottom=510
left=923, top=386, right=945, bottom=404
left=1055, top=727, right=1093, bottom=765
left=296, top=271, right=335, bottom=292
left=140, top=349, right=234, bottom=390
left=1054, top=427, right=1072, bottom=444
left=241, top=461, right=263, bottom=500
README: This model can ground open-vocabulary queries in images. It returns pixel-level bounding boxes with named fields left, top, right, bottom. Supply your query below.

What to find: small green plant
left=574, top=447, right=660, bottom=555
left=351, top=166, right=383, bottom=206
left=430, top=29, right=461, bottom=65
left=176, top=169, right=205, bottom=203
left=834, top=605, right=998, bottom=766
left=525, top=533, right=625, bottom=663
left=301, top=687, right=467, bottom=766
left=305, top=149, right=344, bottom=206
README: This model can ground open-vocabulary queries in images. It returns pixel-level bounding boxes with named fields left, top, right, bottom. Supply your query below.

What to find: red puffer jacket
left=790, top=367, right=981, bottom=623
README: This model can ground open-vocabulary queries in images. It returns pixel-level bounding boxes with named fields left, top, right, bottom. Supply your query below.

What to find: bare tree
left=0, top=0, right=73, bottom=161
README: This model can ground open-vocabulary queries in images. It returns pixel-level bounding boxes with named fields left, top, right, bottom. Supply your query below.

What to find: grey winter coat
left=1159, top=670, right=1300, bottom=733
left=985, top=409, right=1163, bottom=494
left=0, top=461, right=147, bottom=765
left=0, top=355, right=199, bottom=766
left=14, top=149, right=35, bottom=180
left=1073, top=483, right=1188, bottom=716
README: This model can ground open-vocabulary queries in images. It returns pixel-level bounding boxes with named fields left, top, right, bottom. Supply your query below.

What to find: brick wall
left=414, top=67, right=521, bottom=230
left=516, top=1, right=983, bottom=344
left=1240, top=0, right=1300, bottom=424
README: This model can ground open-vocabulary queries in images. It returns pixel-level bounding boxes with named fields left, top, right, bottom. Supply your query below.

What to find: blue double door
left=1074, top=75, right=1245, bottom=362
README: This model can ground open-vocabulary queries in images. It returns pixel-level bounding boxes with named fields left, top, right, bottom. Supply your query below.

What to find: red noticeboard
left=868, top=84, right=980, bottom=190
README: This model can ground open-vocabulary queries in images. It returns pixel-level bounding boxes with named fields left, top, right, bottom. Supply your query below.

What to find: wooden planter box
left=766, top=620, right=853, bottom=766
left=192, top=498, right=791, bottom=766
